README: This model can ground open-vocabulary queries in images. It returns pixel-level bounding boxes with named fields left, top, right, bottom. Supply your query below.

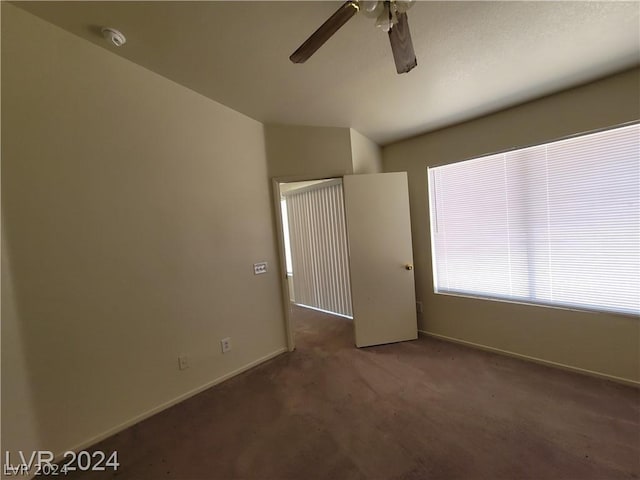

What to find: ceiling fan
left=290, top=0, right=417, bottom=74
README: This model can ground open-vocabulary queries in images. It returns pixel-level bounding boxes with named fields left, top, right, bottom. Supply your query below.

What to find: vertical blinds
left=428, top=123, right=639, bottom=315
left=284, top=180, right=352, bottom=317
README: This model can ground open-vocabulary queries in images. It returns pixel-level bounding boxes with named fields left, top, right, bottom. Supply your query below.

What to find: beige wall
left=265, top=124, right=354, bottom=180
left=1, top=3, right=286, bottom=462
left=350, top=129, right=382, bottom=174
left=264, top=124, right=381, bottom=180
left=383, top=68, right=640, bottom=384
left=1, top=224, right=42, bottom=468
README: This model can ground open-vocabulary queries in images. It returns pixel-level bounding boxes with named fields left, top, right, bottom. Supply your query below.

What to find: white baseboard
left=57, top=347, right=288, bottom=460
left=419, top=330, right=639, bottom=388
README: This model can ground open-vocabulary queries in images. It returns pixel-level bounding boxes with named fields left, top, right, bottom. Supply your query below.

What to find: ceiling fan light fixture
left=395, top=0, right=415, bottom=14
left=360, top=0, right=383, bottom=18
left=375, top=2, right=393, bottom=33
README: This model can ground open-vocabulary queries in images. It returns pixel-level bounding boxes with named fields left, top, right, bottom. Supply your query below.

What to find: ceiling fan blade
left=388, top=12, right=417, bottom=74
left=290, top=1, right=359, bottom=64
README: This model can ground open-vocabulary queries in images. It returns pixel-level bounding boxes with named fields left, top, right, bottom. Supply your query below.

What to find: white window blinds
left=283, top=180, right=352, bottom=318
left=428, top=123, right=639, bottom=315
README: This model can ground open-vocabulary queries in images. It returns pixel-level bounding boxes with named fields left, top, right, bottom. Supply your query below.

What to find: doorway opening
left=274, top=172, right=418, bottom=351
left=277, top=178, right=354, bottom=348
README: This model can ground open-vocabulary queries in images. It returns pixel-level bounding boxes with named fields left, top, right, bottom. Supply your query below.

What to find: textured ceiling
left=14, top=1, right=640, bottom=145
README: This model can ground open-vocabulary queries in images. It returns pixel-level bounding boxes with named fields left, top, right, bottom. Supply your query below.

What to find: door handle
left=405, top=264, right=413, bottom=271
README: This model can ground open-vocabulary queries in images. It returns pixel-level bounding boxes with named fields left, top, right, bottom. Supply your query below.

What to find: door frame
left=271, top=175, right=344, bottom=352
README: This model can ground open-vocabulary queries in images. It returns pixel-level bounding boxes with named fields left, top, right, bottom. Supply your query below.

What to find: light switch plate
left=253, top=262, right=268, bottom=275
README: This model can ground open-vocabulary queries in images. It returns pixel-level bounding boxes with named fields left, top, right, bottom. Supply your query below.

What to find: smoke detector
left=101, top=27, right=126, bottom=47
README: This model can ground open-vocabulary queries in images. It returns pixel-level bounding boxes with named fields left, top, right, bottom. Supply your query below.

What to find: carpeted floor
left=68, top=305, right=639, bottom=479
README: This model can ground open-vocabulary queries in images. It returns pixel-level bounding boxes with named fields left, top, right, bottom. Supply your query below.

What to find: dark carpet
left=67, top=305, right=639, bottom=479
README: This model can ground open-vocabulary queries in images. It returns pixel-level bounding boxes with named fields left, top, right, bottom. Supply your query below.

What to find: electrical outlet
left=221, top=337, right=232, bottom=353
left=178, top=355, right=189, bottom=370
left=416, top=301, right=423, bottom=314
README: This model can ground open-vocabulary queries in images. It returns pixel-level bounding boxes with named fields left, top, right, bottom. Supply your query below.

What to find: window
left=428, top=123, right=639, bottom=316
